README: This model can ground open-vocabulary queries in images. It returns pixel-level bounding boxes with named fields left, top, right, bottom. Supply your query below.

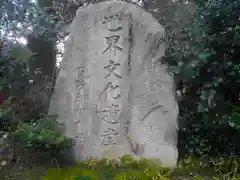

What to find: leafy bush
left=0, top=39, right=72, bottom=161
left=162, top=0, right=240, bottom=157
left=0, top=39, right=34, bottom=134
left=0, top=97, right=15, bottom=133
left=43, top=155, right=171, bottom=180
left=177, top=156, right=240, bottom=178
left=42, top=155, right=240, bottom=180
left=12, top=116, right=73, bottom=155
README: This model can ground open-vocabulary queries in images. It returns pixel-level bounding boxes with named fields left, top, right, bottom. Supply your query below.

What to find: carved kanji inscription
left=102, top=14, right=121, bottom=24
left=104, top=60, right=122, bottom=79
left=97, top=104, right=120, bottom=124
left=102, top=35, right=123, bottom=56
left=100, top=82, right=120, bottom=99
left=100, top=128, right=119, bottom=146
left=108, top=26, right=123, bottom=32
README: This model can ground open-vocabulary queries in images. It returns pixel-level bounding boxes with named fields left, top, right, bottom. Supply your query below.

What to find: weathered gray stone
left=48, top=0, right=179, bottom=168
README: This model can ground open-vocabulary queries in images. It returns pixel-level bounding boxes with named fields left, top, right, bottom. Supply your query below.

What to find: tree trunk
left=27, top=34, right=57, bottom=115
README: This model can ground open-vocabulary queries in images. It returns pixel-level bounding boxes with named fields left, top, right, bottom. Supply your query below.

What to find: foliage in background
left=0, top=0, right=35, bottom=37
left=0, top=38, right=33, bottom=135
left=0, top=38, right=72, bottom=167
left=0, top=98, right=14, bottom=133
left=0, top=0, right=60, bottom=40
left=155, top=0, right=240, bottom=157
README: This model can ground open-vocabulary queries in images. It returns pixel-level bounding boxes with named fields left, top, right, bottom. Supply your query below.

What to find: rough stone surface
left=48, top=0, right=179, bottom=168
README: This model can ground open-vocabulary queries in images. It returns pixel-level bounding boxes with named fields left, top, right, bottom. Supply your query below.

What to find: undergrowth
left=42, top=155, right=240, bottom=180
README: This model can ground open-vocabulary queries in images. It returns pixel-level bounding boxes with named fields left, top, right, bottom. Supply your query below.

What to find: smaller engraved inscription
left=76, top=106, right=85, bottom=115
left=79, top=133, right=84, bottom=144
left=76, top=89, right=85, bottom=97
left=104, top=60, right=122, bottom=79
left=75, top=96, right=82, bottom=107
left=102, top=35, right=123, bottom=56
left=75, top=79, right=85, bottom=90
left=74, top=133, right=85, bottom=144
left=75, top=92, right=85, bottom=120
left=76, top=87, right=84, bottom=98
left=74, top=133, right=85, bottom=149
left=75, top=65, right=85, bottom=79
left=100, top=128, right=119, bottom=146
left=74, top=65, right=86, bottom=123
left=100, top=82, right=121, bottom=99
left=97, top=104, right=120, bottom=124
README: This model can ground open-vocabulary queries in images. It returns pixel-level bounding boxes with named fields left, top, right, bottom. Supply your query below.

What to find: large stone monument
left=48, top=0, right=179, bottom=168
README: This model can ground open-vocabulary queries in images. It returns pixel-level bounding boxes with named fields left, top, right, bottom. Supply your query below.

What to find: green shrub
left=164, top=0, right=240, bottom=157
left=0, top=97, right=15, bottom=133
left=43, top=155, right=171, bottom=180
left=12, top=116, right=73, bottom=155
left=42, top=155, right=240, bottom=180
left=177, top=156, right=240, bottom=178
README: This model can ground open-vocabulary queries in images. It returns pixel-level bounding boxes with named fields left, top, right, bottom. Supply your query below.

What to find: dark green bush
left=12, top=116, right=73, bottom=155
left=0, top=39, right=73, bottom=160
left=0, top=98, right=14, bottom=133
left=163, top=0, right=240, bottom=157
left=42, top=155, right=240, bottom=180
left=43, top=155, right=171, bottom=180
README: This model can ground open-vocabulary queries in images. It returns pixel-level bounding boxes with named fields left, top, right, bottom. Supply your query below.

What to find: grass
left=0, top=150, right=240, bottom=180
